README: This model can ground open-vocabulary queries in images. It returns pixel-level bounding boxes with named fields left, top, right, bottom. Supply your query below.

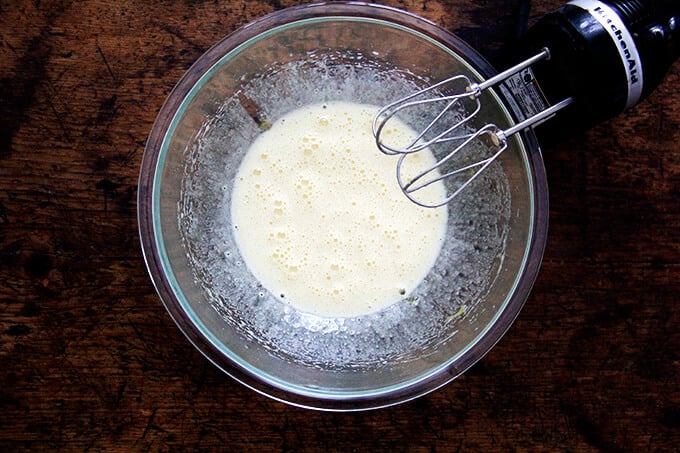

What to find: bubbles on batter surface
left=231, top=101, right=448, bottom=318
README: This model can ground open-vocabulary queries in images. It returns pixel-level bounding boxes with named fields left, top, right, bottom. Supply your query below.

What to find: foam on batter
left=230, top=101, right=447, bottom=317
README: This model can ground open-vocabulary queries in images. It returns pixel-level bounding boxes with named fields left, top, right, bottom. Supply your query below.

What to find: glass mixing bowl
left=138, top=2, right=548, bottom=411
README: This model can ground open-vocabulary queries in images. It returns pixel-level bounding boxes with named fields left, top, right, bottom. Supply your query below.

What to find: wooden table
left=1, top=1, right=678, bottom=451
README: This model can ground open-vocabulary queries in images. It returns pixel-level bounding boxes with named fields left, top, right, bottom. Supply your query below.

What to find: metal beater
left=372, top=48, right=573, bottom=208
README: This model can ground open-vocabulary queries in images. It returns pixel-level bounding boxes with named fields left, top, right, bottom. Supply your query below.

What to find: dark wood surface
left=1, top=0, right=678, bottom=451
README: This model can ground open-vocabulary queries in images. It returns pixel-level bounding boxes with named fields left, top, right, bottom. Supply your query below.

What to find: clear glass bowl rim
left=137, top=1, right=549, bottom=411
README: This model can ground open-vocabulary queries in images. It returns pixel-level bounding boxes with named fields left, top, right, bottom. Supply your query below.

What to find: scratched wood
left=1, top=0, right=678, bottom=451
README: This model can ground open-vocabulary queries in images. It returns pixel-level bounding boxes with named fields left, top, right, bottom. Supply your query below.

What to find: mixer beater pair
left=372, top=48, right=573, bottom=208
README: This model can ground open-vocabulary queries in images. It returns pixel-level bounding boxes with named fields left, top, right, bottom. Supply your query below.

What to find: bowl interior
left=141, top=4, right=544, bottom=409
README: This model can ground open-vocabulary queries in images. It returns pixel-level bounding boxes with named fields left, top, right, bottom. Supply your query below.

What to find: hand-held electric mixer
left=373, top=0, right=680, bottom=208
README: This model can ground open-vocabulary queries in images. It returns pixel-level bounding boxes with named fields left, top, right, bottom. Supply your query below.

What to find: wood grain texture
left=1, top=0, right=678, bottom=451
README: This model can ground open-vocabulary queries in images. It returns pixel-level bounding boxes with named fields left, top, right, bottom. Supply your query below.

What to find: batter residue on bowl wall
left=177, top=55, right=511, bottom=368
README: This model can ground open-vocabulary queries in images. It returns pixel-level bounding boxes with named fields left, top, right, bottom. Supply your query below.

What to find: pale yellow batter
left=231, top=101, right=447, bottom=317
